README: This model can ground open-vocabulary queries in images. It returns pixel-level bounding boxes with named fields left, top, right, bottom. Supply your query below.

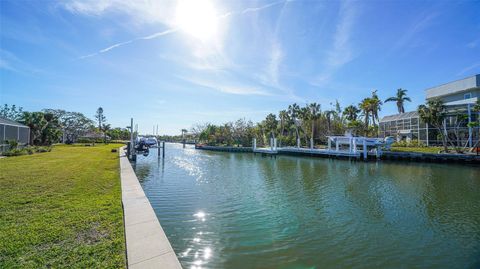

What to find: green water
left=134, top=143, right=480, bottom=269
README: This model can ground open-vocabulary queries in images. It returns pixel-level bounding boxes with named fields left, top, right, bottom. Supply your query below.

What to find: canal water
left=133, top=143, right=480, bottom=269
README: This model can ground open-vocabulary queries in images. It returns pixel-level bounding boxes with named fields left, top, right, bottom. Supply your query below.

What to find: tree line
left=192, top=88, right=479, bottom=152
left=1, top=105, right=131, bottom=145
left=194, top=89, right=413, bottom=147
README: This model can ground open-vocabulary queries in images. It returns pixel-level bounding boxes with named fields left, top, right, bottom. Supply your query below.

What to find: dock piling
left=162, top=141, right=165, bottom=158
left=363, top=139, right=367, bottom=160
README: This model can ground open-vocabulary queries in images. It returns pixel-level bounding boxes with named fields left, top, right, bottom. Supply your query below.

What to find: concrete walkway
left=119, top=148, right=182, bottom=269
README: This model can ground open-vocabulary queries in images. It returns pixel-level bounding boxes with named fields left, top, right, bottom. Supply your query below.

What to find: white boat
left=145, top=137, right=158, bottom=147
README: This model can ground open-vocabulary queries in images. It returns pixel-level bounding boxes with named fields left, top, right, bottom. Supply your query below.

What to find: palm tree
left=343, top=105, right=360, bottom=122
left=299, top=106, right=311, bottom=145
left=278, top=110, right=288, bottom=137
left=103, top=123, right=111, bottom=143
left=418, top=99, right=448, bottom=152
left=288, top=103, right=301, bottom=141
left=369, top=90, right=382, bottom=127
left=359, top=98, right=371, bottom=132
left=20, top=112, right=47, bottom=145
left=308, top=103, right=321, bottom=145
left=264, top=113, right=278, bottom=139
left=181, top=129, right=188, bottom=138
left=385, top=88, right=411, bottom=114
left=324, top=110, right=336, bottom=135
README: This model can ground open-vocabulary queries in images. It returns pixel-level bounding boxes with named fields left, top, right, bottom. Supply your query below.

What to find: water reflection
left=193, top=211, right=206, bottom=222
left=135, top=143, right=480, bottom=269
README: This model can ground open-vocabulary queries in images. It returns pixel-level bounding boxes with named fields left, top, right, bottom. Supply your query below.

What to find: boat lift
left=252, top=136, right=394, bottom=160
left=326, top=136, right=393, bottom=159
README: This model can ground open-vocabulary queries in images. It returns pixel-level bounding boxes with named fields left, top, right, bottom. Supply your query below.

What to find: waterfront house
left=380, top=74, right=480, bottom=146
left=0, top=117, right=30, bottom=152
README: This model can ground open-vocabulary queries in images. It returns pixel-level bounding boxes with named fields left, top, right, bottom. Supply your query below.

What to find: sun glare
left=175, top=0, right=218, bottom=41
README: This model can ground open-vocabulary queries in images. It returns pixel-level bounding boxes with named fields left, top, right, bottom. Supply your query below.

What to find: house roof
left=425, top=74, right=480, bottom=100
left=0, top=117, right=29, bottom=128
left=380, top=111, right=419, bottom=122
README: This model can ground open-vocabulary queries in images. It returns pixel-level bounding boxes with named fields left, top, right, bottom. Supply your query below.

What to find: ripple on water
left=135, top=143, right=480, bottom=269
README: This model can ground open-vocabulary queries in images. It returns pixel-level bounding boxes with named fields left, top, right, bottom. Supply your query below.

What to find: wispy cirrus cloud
left=0, top=49, right=45, bottom=75
left=310, top=0, right=358, bottom=86
left=466, top=38, right=480, bottom=49
left=242, top=0, right=286, bottom=14
left=62, top=0, right=176, bottom=25
left=178, top=76, right=272, bottom=96
left=78, top=28, right=177, bottom=59
left=70, top=0, right=289, bottom=59
left=266, top=41, right=283, bottom=86
left=389, top=12, right=439, bottom=53
left=456, top=62, right=480, bottom=76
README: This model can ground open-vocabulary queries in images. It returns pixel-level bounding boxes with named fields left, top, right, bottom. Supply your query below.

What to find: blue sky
left=1, top=0, right=479, bottom=135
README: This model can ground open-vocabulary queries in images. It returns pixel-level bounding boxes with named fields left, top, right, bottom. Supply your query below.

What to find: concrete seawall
left=195, top=145, right=480, bottom=164
left=381, top=151, right=480, bottom=164
left=119, top=147, right=182, bottom=269
left=195, top=145, right=253, bottom=152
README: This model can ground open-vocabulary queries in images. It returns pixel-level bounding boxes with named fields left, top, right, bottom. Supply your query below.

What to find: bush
left=76, top=137, right=104, bottom=143
left=25, top=147, right=34, bottom=155
left=34, top=146, right=52, bottom=153
left=5, top=140, right=19, bottom=150
left=392, top=140, right=426, bottom=148
left=2, top=149, right=28, bottom=157
left=109, top=140, right=127, bottom=144
left=1, top=146, right=52, bottom=157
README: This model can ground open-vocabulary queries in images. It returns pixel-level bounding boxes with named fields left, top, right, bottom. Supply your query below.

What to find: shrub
left=392, top=140, right=426, bottom=148
left=4, top=140, right=19, bottom=151
left=2, top=148, right=28, bottom=157
left=1, top=146, right=52, bottom=157
left=109, top=140, right=128, bottom=144
left=76, top=137, right=108, bottom=143
left=35, top=146, right=52, bottom=153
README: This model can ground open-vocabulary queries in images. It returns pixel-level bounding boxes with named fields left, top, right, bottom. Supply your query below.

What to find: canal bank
left=195, top=144, right=480, bottom=164
left=119, top=147, right=182, bottom=269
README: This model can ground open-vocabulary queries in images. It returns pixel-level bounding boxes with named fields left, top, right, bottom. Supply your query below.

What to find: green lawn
left=0, top=144, right=126, bottom=268
left=390, top=146, right=443, bottom=154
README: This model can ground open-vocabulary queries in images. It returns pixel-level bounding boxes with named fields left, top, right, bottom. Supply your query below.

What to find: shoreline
left=195, top=144, right=480, bottom=164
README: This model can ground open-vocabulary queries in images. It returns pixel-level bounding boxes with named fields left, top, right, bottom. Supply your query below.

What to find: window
left=464, top=93, right=471, bottom=99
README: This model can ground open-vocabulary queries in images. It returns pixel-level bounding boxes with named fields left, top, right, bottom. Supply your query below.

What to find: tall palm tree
left=299, top=106, right=311, bottom=145
left=309, top=103, right=321, bottom=141
left=324, top=110, right=336, bottom=135
left=278, top=110, right=288, bottom=137
left=359, top=98, right=371, bottom=135
left=288, top=103, right=301, bottom=140
left=343, top=105, right=360, bottom=122
left=385, top=88, right=411, bottom=114
left=369, top=90, right=382, bottom=127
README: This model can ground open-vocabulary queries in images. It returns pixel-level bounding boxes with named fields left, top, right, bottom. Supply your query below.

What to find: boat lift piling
left=128, top=118, right=137, bottom=161
left=157, top=141, right=166, bottom=158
